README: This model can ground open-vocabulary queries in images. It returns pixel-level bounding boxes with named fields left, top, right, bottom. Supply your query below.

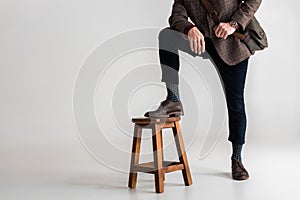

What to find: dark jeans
left=159, top=27, right=248, bottom=145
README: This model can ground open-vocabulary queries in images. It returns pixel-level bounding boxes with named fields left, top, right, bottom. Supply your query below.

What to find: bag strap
left=200, top=0, right=246, bottom=40
left=201, top=0, right=220, bottom=24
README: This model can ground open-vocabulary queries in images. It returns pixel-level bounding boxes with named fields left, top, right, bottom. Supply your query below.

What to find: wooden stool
left=128, top=116, right=192, bottom=193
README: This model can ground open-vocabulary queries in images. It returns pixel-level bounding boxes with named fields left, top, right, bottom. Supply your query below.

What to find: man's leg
left=205, top=37, right=250, bottom=180
left=144, top=27, right=198, bottom=118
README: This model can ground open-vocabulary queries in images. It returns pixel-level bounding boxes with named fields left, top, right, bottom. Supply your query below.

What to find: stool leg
left=160, top=129, right=165, bottom=181
left=128, top=125, right=142, bottom=189
left=152, top=124, right=164, bottom=193
left=172, top=121, right=193, bottom=186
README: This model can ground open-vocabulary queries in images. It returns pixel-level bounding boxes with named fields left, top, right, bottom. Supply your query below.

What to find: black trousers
left=159, top=27, right=248, bottom=145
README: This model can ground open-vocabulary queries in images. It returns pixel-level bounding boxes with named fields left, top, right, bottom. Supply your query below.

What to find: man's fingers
left=193, top=40, right=198, bottom=54
left=191, top=37, right=205, bottom=54
left=215, top=24, right=227, bottom=38
left=223, top=32, right=229, bottom=39
left=193, top=38, right=202, bottom=55
left=215, top=26, right=221, bottom=37
left=220, top=29, right=226, bottom=38
left=189, top=38, right=201, bottom=54
left=222, top=29, right=229, bottom=39
left=197, top=39, right=201, bottom=54
left=200, top=38, right=205, bottom=53
left=189, top=38, right=194, bottom=52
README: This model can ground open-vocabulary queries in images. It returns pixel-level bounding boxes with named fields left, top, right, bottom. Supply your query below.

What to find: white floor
left=1, top=139, right=300, bottom=200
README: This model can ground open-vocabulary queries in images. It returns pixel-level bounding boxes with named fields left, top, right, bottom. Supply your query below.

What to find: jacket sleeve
left=168, top=0, right=195, bottom=34
left=231, top=0, right=262, bottom=30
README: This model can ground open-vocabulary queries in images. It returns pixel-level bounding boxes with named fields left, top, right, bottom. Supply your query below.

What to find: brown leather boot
left=231, top=160, right=250, bottom=181
left=144, top=99, right=184, bottom=118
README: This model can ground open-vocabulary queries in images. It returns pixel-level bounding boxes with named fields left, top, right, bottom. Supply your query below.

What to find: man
left=144, top=0, right=262, bottom=180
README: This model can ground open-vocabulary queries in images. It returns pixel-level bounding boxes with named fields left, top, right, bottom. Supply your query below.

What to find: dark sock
left=231, top=143, right=243, bottom=161
left=165, top=82, right=180, bottom=102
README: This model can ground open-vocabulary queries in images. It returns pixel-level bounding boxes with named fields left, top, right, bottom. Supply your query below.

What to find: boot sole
left=144, top=110, right=184, bottom=118
left=168, top=110, right=184, bottom=117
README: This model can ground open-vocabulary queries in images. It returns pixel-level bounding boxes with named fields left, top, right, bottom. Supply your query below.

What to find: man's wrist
left=229, top=20, right=240, bottom=30
left=184, top=24, right=196, bottom=35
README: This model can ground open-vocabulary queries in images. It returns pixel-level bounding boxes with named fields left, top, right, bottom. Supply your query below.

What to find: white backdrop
left=1, top=0, right=299, bottom=148
left=0, top=0, right=300, bottom=198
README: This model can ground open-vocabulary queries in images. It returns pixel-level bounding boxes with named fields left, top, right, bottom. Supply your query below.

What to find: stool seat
left=131, top=116, right=181, bottom=129
left=132, top=116, right=181, bottom=124
left=128, top=116, right=192, bottom=193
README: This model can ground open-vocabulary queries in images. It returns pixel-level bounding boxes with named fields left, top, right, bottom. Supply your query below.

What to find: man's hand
left=187, top=27, right=205, bottom=55
left=214, top=22, right=236, bottom=39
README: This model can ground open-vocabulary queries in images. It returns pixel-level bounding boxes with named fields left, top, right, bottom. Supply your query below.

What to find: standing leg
left=205, top=37, right=250, bottom=180
left=205, top=37, right=248, bottom=146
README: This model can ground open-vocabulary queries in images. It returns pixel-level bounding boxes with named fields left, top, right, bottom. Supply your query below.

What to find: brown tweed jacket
left=169, top=0, right=262, bottom=65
